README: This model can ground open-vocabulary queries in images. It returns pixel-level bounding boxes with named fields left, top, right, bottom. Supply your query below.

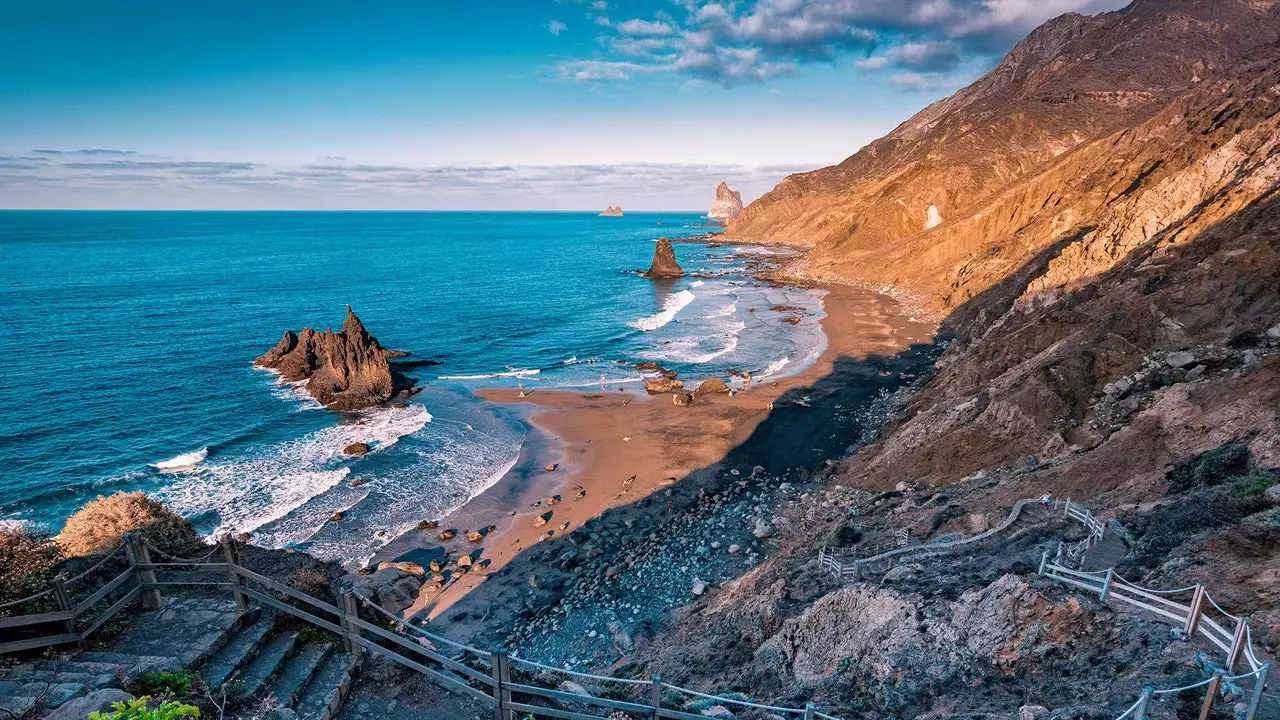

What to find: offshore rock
left=645, top=238, right=685, bottom=278
left=599, top=206, right=624, bottom=217
left=255, top=306, right=417, bottom=411
left=707, top=182, right=743, bottom=222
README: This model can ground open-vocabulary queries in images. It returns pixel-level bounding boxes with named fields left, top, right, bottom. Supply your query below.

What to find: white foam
left=754, top=357, right=791, bottom=381
left=647, top=320, right=745, bottom=364
left=156, top=404, right=432, bottom=539
left=438, top=368, right=541, bottom=380
left=152, top=447, right=208, bottom=472
left=631, top=289, right=695, bottom=331
left=690, top=280, right=705, bottom=287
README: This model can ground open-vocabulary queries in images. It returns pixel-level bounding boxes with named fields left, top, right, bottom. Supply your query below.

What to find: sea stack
left=599, top=206, right=624, bottom=217
left=644, top=238, right=684, bottom=278
left=707, top=182, right=743, bottom=222
left=255, top=306, right=419, bottom=411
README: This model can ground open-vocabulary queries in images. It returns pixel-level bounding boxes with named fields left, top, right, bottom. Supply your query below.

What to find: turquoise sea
left=0, top=211, right=826, bottom=563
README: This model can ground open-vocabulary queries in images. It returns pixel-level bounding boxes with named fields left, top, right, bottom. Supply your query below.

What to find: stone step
left=0, top=695, right=38, bottom=717
left=294, top=652, right=359, bottom=720
left=71, top=653, right=183, bottom=684
left=1, top=669, right=118, bottom=690
left=270, top=642, right=332, bottom=708
left=106, top=596, right=244, bottom=668
left=201, top=615, right=277, bottom=690
left=230, top=632, right=298, bottom=700
left=0, top=681, right=87, bottom=709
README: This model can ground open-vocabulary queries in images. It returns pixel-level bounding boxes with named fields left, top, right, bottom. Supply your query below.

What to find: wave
left=755, top=356, right=791, bottom=381
left=438, top=368, right=541, bottom=381
left=155, top=404, right=432, bottom=539
left=153, top=447, right=209, bottom=472
left=630, top=289, right=696, bottom=332
left=690, top=280, right=705, bottom=288
left=647, top=320, right=745, bottom=364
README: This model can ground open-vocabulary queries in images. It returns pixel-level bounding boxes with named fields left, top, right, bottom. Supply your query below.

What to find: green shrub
left=1166, top=443, right=1251, bottom=493
left=296, top=625, right=334, bottom=646
left=133, top=669, right=200, bottom=697
left=89, top=696, right=200, bottom=720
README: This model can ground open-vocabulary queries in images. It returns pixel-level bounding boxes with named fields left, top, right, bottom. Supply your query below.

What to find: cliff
left=255, top=306, right=419, bottom=411
left=706, top=181, right=743, bottom=222
left=644, top=237, right=684, bottom=278
left=726, top=0, right=1280, bottom=316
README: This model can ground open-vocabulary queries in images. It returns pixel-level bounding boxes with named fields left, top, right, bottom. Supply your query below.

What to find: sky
left=0, top=0, right=1131, bottom=210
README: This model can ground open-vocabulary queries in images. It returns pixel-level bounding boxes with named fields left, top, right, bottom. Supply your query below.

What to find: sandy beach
left=370, top=282, right=936, bottom=621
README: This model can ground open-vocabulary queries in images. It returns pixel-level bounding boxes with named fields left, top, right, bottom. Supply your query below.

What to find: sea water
left=0, top=211, right=825, bottom=563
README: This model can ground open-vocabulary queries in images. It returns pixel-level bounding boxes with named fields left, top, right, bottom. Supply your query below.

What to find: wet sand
left=372, top=285, right=936, bottom=620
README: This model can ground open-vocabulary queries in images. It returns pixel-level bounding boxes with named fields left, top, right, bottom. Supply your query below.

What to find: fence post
left=1064, top=498, right=1071, bottom=517
left=51, top=577, right=78, bottom=640
left=804, top=702, right=816, bottom=720
left=489, top=651, right=511, bottom=720
left=125, top=533, right=162, bottom=609
left=1226, top=618, right=1248, bottom=672
left=1184, top=584, right=1205, bottom=639
left=340, top=591, right=362, bottom=657
left=1244, top=662, right=1269, bottom=720
left=1038, top=550, right=1049, bottom=576
left=1133, top=687, right=1153, bottom=720
left=219, top=535, right=248, bottom=612
left=1100, top=568, right=1114, bottom=601
left=650, top=674, right=662, bottom=719
left=1198, top=671, right=1222, bottom=720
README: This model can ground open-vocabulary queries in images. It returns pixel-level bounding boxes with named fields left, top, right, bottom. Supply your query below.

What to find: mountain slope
left=726, top=0, right=1280, bottom=315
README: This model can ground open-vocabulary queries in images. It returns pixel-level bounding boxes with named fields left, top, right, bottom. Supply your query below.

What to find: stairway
left=0, top=595, right=358, bottom=720
left=1080, top=531, right=1128, bottom=572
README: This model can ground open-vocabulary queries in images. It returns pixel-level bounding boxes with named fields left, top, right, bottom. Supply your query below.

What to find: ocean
left=0, top=211, right=826, bottom=564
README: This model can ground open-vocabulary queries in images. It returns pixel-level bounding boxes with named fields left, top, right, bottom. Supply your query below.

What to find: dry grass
left=0, top=525, right=62, bottom=603
left=58, top=491, right=201, bottom=558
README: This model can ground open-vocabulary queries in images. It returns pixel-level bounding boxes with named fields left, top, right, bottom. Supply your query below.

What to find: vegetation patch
left=89, top=696, right=200, bottom=720
left=1165, top=442, right=1251, bottom=494
left=59, top=491, right=202, bottom=557
left=133, top=669, right=202, bottom=698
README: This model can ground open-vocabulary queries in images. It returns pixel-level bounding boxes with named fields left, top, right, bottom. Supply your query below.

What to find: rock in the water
left=343, top=442, right=371, bottom=456
left=693, top=377, right=730, bottom=396
left=644, top=238, right=685, bottom=278
left=707, top=181, right=743, bottom=222
left=255, top=306, right=418, bottom=411
left=599, top=206, right=624, bottom=217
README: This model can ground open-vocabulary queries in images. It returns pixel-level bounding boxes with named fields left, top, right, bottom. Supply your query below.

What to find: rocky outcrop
left=725, top=0, right=1280, bottom=315
left=707, top=182, right=743, bottom=222
left=599, top=206, right=624, bottom=217
left=255, top=306, right=418, bottom=411
left=644, top=238, right=684, bottom=278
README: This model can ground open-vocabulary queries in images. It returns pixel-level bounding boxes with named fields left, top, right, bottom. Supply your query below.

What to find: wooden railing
left=1, top=533, right=840, bottom=720
left=818, top=497, right=1042, bottom=580
left=1042, top=504, right=1272, bottom=720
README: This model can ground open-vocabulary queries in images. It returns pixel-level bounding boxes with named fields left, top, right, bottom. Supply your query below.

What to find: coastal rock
left=693, top=378, right=730, bottom=397
left=343, top=442, right=371, bottom=456
left=645, top=376, right=685, bottom=394
left=534, top=512, right=552, bottom=528
left=673, top=392, right=694, bottom=407
left=707, top=182, right=743, bottom=222
left=644, top=238, right=685, bottom=278
left=439, top=529, right=456, bottom=541
left=599, top=206, right=624, bottom=217
left=255, top=306, right=417, bottom=411
left=44, top=690, right=135, bottom=720
left=466, top=530, right=484, bottom=542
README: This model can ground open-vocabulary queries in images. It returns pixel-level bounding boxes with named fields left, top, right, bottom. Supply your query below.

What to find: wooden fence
left=1042, top=504, right=1272, bottom=720
left=1, top=533, right=840, bottom=720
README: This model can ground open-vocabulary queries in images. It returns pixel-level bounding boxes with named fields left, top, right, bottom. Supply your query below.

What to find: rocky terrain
left=644, top=238, right=685, bottom=278
left=599, top=206, right=624, bottom=217
left=431, top=1, right=1280, bottom=717
left=254, top=306, right=418, bottom=411
left=707, top=182, right=743, bottom=222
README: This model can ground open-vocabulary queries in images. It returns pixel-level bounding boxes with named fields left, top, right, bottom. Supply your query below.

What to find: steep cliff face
left=706, top=182, right=743, bottom=221
left=726, top=0, right=1280, bottom=315
left=255, top=306, right=418, bottom=411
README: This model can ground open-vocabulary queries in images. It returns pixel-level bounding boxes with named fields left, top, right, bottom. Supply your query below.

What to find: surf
left=630, top=289, right=696, bottom=331
left=152, top=447, right=209, bottom=472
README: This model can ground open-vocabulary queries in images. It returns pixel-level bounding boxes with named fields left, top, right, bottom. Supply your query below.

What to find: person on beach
left=600, top=374, right=607, bottom=392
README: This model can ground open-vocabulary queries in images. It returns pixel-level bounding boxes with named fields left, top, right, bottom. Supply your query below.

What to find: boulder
left=44, top=690, right=135, bottom=720
left=1166, top=350, right=1196, bottom=368
left=418, top=520, right=438, bottom=530
left=466, top=530, right=484, bottom=542
left=673, top=392, right=694, bottom=406
left=343, top=442, right=371, bottom=456
left=644, top=238, right=685, bottom=278
left=377, top=560, right=426, bottom=577
left=693, top=377, right=730, bottom=396
left=645, top=376, right=685, bottom=394
left=752, top=518, right=774, bottom=539
left=534, top=512, right=552, bottom=528
left=707, top=182, right=744, bottom=221
left=558, top=680, right=592, bottom=696
left=438, top=529, right=456, bottom=541
left=1018, top=706, right=1050, bottom=720
left=255, top=306, right=418, bottom=411
left=700, top=706, right=735, bottom=719
left=692, top=580, right=708, bottom=596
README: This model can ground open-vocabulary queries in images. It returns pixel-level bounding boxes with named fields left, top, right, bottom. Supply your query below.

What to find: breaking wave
left=438, top=368, right=541, bottom=381
left=153, top=447, right=208, bottom=472
left=631, top=289, right=696, bottom=331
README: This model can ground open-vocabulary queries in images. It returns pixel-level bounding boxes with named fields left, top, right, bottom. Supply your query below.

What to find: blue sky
left=0, top=0, right=1129, bottom=210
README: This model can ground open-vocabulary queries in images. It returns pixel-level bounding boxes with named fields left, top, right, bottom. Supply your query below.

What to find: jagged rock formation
left=726, top=0, right=1280, bottom=315
left=599, top=206, right=624, bottom=217
left=706, top=182, right=743, bottom=222
left=644, top=238, right=684, bottom=278
left=255, top=306, right=418, bottom=411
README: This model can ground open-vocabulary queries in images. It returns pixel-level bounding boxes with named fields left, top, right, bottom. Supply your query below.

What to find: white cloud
left=546, top=20, right=568, bottom=35
left=616, top=18, right=676, bottom=36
